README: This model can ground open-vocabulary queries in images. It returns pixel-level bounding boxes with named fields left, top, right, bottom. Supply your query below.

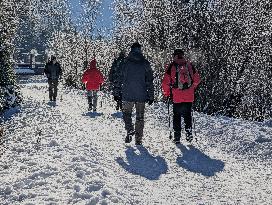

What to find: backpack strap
left=185, top=63, right=193, bottom=87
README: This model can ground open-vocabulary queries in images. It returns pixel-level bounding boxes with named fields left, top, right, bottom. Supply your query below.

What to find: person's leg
left=48, top=79, right=53, bottom=101
left=135, top=102, right=145, bottom=144
left=93, top=91, right=98, bottom=112
left=52, top=80, right=58, bottom=101
left=116, top=99, right=122, bottom=111
left=122, top=101, right=134, bottom=143
left=173, top=103, right=182, bottom=143
left=87, top=91, right=92, bottom=110
left=181, top=102, right=193, bottom=141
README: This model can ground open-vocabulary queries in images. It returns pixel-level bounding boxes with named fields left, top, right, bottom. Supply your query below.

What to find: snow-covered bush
left=111, top=0, right=272, bottom=121
left=0, top=85, right=22, bottom=113
left=0, top=0, right=26, bottom=114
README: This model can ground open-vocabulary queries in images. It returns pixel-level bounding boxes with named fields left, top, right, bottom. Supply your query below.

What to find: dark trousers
left=122, top=101, right=145, bottom=141
left=116, top=100, right=122, bottom=111
left=48, top=79, right=58, bottom=100
left=173, top=102, right=192, bottom=139
left=87, top=90, right=98, bottom=110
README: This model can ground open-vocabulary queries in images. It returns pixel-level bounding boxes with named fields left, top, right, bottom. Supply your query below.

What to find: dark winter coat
left=44, top=61, right=62, bottom=80
left=113, top=50, right=154, bottom=103
left=109, top=55, right=125, bottom=84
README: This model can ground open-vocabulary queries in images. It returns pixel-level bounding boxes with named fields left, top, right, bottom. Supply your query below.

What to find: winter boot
left=125, top=130, right=134, bottom=143
left=173, top=132, right=181, bottom=144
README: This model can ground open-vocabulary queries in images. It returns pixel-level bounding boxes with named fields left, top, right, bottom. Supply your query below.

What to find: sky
left=69, top=0, right=113, bottom=32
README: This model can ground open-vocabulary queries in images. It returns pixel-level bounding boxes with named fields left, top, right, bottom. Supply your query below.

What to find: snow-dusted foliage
left=15, top=0, right=74, bottom=59
left=2, top=0, right=270, bottom=121
left=45, top=0, right=116, bottom=89
left=112, top=0, right=272, bottom=121
left=0, top=0, right=26, bottom=113
left=47, top=31, right=116, bottom=90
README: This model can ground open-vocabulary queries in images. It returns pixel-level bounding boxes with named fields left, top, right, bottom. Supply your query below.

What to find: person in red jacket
left=162, top=49, right=201, bottom=143
left=81, top=59, right=104, bottom=112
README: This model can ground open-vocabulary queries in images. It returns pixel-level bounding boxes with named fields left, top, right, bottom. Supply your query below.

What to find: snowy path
left=0, top=76, right=271, bottom=205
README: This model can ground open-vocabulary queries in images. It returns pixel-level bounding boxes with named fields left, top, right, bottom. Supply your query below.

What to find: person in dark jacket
left=44, top=56, right=62, bottom=101
left=109, top=50, right=126, bottom=111
left=113, top=42, right=154, bottom=145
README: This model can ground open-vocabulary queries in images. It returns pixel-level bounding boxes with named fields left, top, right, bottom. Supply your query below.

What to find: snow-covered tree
left=111, top=0, right=272, bottom=121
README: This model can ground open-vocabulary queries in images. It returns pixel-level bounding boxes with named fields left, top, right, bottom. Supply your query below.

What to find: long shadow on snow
left=116, top=146, right=168, bottom=180
left=111, top=112, right=136, bottom=119
left=47, top=101, right=57, bottom=107
left=0, top=107, right=20, bottom=122
left=176, top=144, right=225, bottom=177
left=111, top=111, right=123, bottom=119
left=82, top=112, right=103, bottom=118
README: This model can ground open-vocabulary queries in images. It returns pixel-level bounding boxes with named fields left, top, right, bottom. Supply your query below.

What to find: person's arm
left=99, top=70, right=104, bottom=85
left=113, top=60, right=125, bottom=98
left=81, top=71, right=88, bottom=84
left=109, top=60, right=117, bottom=83
left=145, top=62, right=154, bottom=102
left=162, top=64, right=172, bottom=97
left=58, top=63, right=63, bottom=77
left=191, top=64, right=201, bottom=89
left=44, top=63, right=50, bottom=78
left=44, top=63, right=49, bottom=74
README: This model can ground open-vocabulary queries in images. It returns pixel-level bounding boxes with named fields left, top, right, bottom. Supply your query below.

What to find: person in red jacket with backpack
left=82, top=59, right=104, bottom=112
left=162, top=49, right=201, bottom=143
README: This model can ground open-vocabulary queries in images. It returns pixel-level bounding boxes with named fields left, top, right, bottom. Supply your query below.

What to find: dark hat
left=131, top=42, right=141, bottom=49
left=173, top=49, right=184, bottom=56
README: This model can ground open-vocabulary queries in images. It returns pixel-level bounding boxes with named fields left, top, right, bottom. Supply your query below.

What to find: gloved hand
left=163, top=96, right=168, bottom=103
left=148, top=99, right=154, bottom=105
left=182, top=82, right=189, bottom=90
left=114, top=95, right=121, bottom=102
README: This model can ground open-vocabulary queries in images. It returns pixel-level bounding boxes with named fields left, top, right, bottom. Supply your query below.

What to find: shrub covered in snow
left=0, top=85, right=22, bottom=113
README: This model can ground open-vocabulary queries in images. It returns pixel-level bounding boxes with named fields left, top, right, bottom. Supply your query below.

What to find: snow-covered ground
left=0, top=75, right=271, bottom=205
